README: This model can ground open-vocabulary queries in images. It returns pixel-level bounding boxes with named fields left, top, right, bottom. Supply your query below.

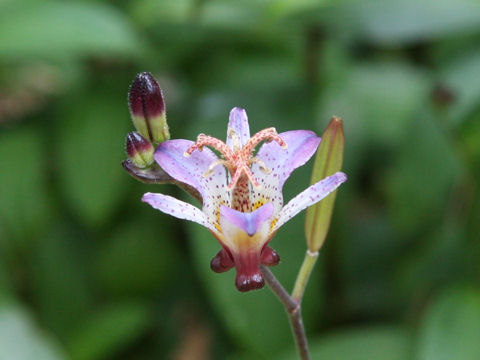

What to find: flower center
left=184, top=127, right=287, bottom=211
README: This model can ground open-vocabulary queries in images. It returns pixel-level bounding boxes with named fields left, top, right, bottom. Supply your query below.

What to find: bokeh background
left=1, top=0, right=480, bottom=359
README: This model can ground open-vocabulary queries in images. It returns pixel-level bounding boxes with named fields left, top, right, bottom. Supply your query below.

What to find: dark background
left=1, top=0, right=479, bottom=359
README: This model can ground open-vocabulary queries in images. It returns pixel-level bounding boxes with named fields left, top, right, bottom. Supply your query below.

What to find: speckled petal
left=142, top=192, right=218, bottom=235
left=272, top=172, right=347, bottom=232
left=226, top=107, right=250, bottom=149
left=251, top=130, right=321, bottom=213
left=154, top=139, right=230, bottom=225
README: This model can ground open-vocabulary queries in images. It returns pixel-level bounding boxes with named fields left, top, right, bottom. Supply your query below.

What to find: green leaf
left=30, top=227, right=93, bottom=340
left=395, top=222, right=467, bottom=303
left=57, top=86, right=130, bottom=227
left=0, top=2, right=142, bottom=59
left=417, top=287, right=480, bottom=360
left=386, top=109, right=461, bottom=233
left=337, top=210, right=404, bottom=317
left=95, top=217, right=179, bottom=297
left=319, top=60, right=429, bottom=143
left=438, top=49, right=480, bottom=126
left=280, top=326, right=412, bottom=360
left=0, top=303, right=67, bottom=360
left=129, top=0, right=194, bottom=26
left=67, top=301, right=151, bottom=360
left=0, top=127, right=53, bottom=243
left=0, top=263, right=11, bottom=304
left=289, top=0, right=480, bottom=45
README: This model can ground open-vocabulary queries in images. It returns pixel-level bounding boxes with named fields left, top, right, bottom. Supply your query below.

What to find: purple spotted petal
left=255, top=130, right=320, bottom=188
left=154, top=139, right=230, bottom=223
left=250, top=130, right=321, bottom=213
left=220, top=202, right=273, bottom=236
left=142, top=192, right=218, bottom=234
left=226, top=107, right=250, bottom=149
left=273, top=172, right=347, bottom=232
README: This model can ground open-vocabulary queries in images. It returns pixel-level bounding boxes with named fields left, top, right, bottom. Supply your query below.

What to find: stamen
left=203, top=159, right=229, bottom=177
left=249, top=158, right=271, bottom=174
left=242, top=127, right=287, bottom=156
left=227, top=165, right=261, bottom=190
left=184, top=134, right=234, bottom=158
left=184, top=127, right=287, bottom=191
left=227, top=168, right=242, bottom=190
left=227, top=128, right=242, bottom=151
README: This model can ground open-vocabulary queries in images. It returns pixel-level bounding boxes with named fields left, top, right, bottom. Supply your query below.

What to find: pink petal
left=273, top=172, right=347, bottom=232
left=251, top=130, right=321, bottom=213
left=154, top=139, right=230, bottom=224
left=218, top=203, right=275, bottom=292
left=220, top=202, right=273, bottom=236
left=226, top=107, right=250, bottom=149
left=142, top=192, right=218, bottom=235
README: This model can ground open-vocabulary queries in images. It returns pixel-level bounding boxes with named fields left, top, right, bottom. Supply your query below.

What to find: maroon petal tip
left=261, top=246, right=280, bottom=266
left=210, top=248, right=235, bottom=273
left=235, top=272, right=265, bottom=292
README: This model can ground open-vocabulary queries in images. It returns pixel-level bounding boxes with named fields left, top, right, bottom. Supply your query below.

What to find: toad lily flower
left=142, top=108, right=347, bottom=292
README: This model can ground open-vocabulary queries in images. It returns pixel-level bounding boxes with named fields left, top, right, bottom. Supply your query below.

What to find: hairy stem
left=260, top=265, right=311, bottom=360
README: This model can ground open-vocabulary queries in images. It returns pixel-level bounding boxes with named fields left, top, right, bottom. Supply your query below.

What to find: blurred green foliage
left=1, top=0, right=480, bottom=359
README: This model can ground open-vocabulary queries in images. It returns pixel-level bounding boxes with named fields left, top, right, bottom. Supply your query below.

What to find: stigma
left=184, top=127, right=287, bottom=190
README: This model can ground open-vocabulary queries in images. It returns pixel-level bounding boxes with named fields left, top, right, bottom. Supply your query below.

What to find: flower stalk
left=260, top=265, right=310, bottom=360
left=122, top=73, right=347, bottom=359
left=291, top=250, right=319, bottom=302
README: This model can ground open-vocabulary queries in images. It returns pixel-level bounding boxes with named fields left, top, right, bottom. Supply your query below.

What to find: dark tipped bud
left=125, top=132, right=154, bottom=168
left=128, top=72, right=169, bottom=143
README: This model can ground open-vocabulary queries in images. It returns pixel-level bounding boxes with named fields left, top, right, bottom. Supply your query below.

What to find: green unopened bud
left=128, top=72, right=170, bottom=143
left=305, top=116, right=345, bottom=252
left=125, top=131, right=154, bottom=168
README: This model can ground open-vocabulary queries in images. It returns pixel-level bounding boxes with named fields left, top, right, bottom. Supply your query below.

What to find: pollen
left=214, top=201, right=226, bottom=232
left=269, top=218, right=278, bottom=232
left=252, top=199, right=265, bottom=210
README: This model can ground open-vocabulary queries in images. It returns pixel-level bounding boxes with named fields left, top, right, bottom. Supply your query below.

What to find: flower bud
left=128, top=72, right=170, bottom=143
left=305, top=116, right=345, bottom=252
left=125, top=131, right=154, bottom=168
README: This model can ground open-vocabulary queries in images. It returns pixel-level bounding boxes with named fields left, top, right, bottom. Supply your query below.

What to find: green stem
left=260, top=265, right=311, bottom=360
left=291, top=250, right=319, bottom=302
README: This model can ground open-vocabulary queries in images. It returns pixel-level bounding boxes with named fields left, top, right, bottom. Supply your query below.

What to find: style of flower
left=142, top=108, right=347, bottom=292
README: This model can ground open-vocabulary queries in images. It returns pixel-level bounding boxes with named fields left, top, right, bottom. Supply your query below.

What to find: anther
left=203, top=159, right=229, bottom=177
left=227, top=128, right=242, bottom=151
left=249, top=158, right=271, bottom=174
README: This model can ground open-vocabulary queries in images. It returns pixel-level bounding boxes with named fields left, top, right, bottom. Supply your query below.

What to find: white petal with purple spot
left=154, top=139, right=230, bottom=225
left=251, top=130, right=321, bottom=214
left=142, top=192, right=219, bottom=235
left=272, top=172, right=347, bottom=232
left=227, top=107, right=250, bottom=149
